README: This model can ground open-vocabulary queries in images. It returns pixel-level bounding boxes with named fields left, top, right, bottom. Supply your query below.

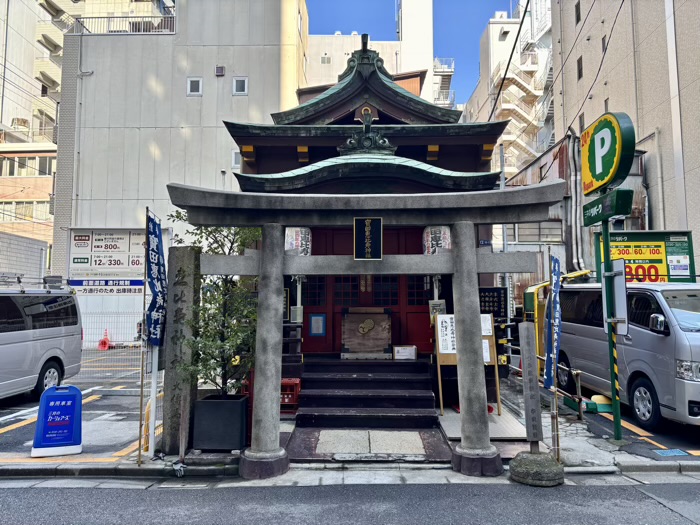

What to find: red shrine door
left=300, top=228, right=434, bottom=355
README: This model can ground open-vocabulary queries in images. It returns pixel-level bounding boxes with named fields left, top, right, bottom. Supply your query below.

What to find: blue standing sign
left=146, top=212, right=168, bottom=347
left=543, top=255, right=562, bottom=389
left=31, top=386, right=82, bottom=457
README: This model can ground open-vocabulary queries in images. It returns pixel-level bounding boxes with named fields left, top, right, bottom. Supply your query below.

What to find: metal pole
left=499, top=144, right=512, bottom=339
left=602, top=218, right=623, bottom=440
left=137, top=350, right=145, bottom=466
left=148, top=346, right=159, bottom=456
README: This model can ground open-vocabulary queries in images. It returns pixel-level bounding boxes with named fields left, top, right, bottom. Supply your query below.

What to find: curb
left=613, top=458, right=700, bottom=474
left=0, top=462, right=239, bottom=479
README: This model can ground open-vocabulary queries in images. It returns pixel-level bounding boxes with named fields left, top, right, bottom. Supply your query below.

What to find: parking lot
left=0, top=343, right=161, bottom=462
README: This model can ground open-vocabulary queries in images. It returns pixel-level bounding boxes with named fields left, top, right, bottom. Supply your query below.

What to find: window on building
left=334, top=276, right=359, bottom=307
left=504, top=222, right=563, bottom=243
left=35, top=201, right=50, bottom=221
left=232, top=150, right=241, bottom=169
left=38, top=156, right=54, bottom=176
left=186, top=77, right=202, bottom=96
left=373, top=276, right=399, bottom=306
left=14, top=201, right=33, bottom=221
left=0, top=201, right=13, bottom=221
left=602, top=34, right=607, bottom=53
left=577, top=56, right=583, bottom=80
left=320, top=55, right=331, bottom=65
left=41, top=84, right=48, bottom=97
left=604, top=97, right=609, bottom=113
left=302, top=276, right=326, bottom=307
left=233, top=77, right=248, bottom=96
left=407, top=275, right=432, bottom=306
left=0, top=156, right=53, bottom=177
left=575, top=1, right=581, bottom=24
left=579, top=113, right=585, bottom=135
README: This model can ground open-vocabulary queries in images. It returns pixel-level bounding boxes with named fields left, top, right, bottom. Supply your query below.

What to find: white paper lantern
left=285, top=227, right=312, bottom=256
left=423, top=226, right=451, bottom=255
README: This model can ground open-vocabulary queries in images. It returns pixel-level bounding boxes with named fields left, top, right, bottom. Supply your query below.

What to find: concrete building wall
left=51, top=0, right=308, bottom=312
left=0, top=0, right=51, bottom=132
left=305, top=1, right=434, bottom=101
left=398, top=0, right=434, bottom=100
left=306, top=34, right=400, bottom=87
left=552, top=0, right=699, bottom=264
left=0, top=231, right=47, bottom=278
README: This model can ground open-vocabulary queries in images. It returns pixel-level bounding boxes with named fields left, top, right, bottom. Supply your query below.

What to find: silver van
left=556, top=283, right=700, bottom=430
left=0, top=290, right=82, bottom=399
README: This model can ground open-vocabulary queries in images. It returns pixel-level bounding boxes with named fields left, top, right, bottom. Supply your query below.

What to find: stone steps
left=299, top=388, right=435, bottom=409
left=295, top=407, right=439, bottom=429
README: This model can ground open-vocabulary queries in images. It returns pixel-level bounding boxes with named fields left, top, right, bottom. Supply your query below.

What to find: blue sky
left=307, top=0, right=514, bottom=104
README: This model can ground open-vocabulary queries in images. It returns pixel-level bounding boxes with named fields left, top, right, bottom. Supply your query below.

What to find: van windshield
left=662, top=291, right=700, bottom=332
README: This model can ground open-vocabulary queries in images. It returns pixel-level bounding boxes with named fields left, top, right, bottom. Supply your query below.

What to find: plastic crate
left=241, top=378, right=300, bottom=413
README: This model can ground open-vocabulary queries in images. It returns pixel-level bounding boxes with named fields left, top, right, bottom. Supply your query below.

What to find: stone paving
left=2, top=465, right=700, bottom=489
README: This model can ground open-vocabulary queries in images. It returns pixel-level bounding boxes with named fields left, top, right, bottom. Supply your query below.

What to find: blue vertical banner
left=543, top=255, right=562, bottom=389
left=146, top=211, right=167, bottom=347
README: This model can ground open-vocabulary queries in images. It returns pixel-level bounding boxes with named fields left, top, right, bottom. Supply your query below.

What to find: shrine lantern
left=423, top=226, right=452, bottom=255
left=285, top=227, right=312, bottom=256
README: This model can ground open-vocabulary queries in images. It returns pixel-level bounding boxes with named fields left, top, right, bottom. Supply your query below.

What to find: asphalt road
left=0, top=483, right=697, bottom=525
left=581, top=389, right=700, bottom=458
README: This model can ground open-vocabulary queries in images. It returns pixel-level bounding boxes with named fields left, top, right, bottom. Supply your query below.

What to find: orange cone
left=98, top=329, right=110, bottom=351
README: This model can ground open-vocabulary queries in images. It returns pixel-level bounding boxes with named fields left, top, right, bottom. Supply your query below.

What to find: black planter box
left=193, top=394, right=248, bottom=452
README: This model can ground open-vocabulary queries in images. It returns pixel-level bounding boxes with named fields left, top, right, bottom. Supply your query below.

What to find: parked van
left=555, top=283, right=700, bottom=430
left=0, top=290, right=82, bottom=400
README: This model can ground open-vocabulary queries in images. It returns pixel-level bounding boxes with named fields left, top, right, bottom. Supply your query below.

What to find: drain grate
left=653, top=449, right=688, bottom=457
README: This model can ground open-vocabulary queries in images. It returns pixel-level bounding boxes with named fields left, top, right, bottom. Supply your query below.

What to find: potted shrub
left=170, top=211, right=261, bottom=452
left=185, top=277, right=256, bottom=451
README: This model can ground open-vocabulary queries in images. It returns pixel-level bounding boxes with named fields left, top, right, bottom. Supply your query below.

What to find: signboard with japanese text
left=31, top=386, right=82, bottom=458
left=146, top=213, right=168, bottom=347
left=436, top=314, right=457, bottom=355
left=581, top=112, right=635, bottom=196
left=595, top=231, right=696, bottom=284
left=479, top=287, right=508, bottom=319
left=353, top=217, right=382, bottom=260
left=69, top=229, right=148, bottom=295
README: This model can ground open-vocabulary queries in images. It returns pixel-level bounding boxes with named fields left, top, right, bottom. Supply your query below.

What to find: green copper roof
left=271, top=35, right=462, bottom=126
left=235, top=154, right=500, bottom=194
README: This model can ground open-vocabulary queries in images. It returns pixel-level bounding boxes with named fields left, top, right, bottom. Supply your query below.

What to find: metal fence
left=73, top=311, right=143, bottom=385
left=70, top=16, right=176, bottom=35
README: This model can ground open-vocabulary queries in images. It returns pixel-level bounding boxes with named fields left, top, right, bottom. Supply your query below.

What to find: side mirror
left=649, top=313, right=667, bottom=334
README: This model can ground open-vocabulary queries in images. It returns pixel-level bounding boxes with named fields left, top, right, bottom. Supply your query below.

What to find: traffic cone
left=98, top=329, right=110, bottom=351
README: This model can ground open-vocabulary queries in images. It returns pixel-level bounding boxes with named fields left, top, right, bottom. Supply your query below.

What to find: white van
left=556, top=283, right=700, bottom=430
left=0, top=290, right=82, bottom=400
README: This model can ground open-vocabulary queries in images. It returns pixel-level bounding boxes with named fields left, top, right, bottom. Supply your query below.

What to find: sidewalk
left=2, top=375, right=698, bottom=482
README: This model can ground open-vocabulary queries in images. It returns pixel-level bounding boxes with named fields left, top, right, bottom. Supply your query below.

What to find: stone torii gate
left=164, top=180, right=565, bottom=479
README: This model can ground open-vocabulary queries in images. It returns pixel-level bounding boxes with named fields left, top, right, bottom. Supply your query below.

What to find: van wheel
left=32, top=361, right=62, bottom=399
left=630, top=377, right=661, bottom=430
left=557, top=353, right=576, bottom=395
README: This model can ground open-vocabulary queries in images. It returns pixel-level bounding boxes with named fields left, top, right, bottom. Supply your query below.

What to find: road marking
left=0, top=395, right=101, bottom=435
left=113, top=425, right=162, bottom=458
left=0, top=386, right=103, bottom=424
left=600, top=413, right=652, bottom=437
left=639, top=437, right=668, bottom=450
left=687, top=450, right=700, bottom=456
left=0, top=456, right=119, bottom=464
left=111, top=385, right=127, bottom=390
left=80, top=367, right=141, bottom=371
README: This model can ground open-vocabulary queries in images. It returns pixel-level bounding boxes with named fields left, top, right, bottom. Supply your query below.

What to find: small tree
left=169, top=211, right=261, bottom=396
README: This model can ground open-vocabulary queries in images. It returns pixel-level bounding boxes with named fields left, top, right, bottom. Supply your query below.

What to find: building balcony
left=69, top=15, right=176, bottom=35
left=495, top=92, right=536, bottom=123
left=434, top=89, right=455, bottom=109
left=36, top=21, right=64, bottom=55
left=433, top=57, right=455, bottom=74
left=519, top=51, right=539, bottom=72
left=38, top=0, right=84, bottom=18
left=34, top=58, right=61, bottom=90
